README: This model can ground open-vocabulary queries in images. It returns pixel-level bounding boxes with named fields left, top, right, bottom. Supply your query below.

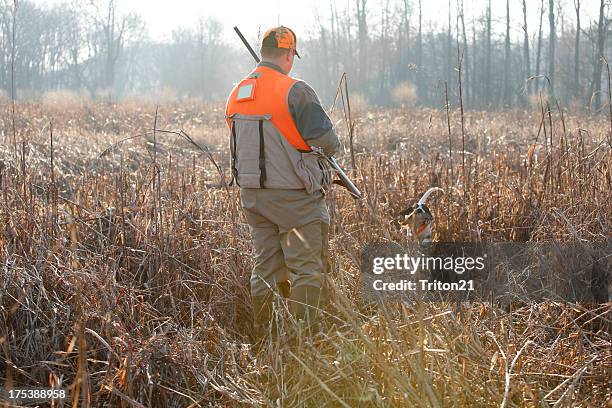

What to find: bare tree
left=0, top=4, right=8, bottom=91
left=458, top=0, right=469, bottom=105
left=378, top=0, right=390, bottom=99
left=471, top=11, right=477, bottom=106
left=503, top=0, right=511, bottom=105
left=447, top=0, right=452, bottom=85
left=590, top=0, right=607, bottom=110
left=87, top=0, right=144, bottom=100
left=330, top=2, right=339, bottom=84
left=548, top=0, right=556, bottom=98
left=485, top=0, right=491, bottom=106
left=10, top=0, right=16, bottom=101
left=398, top=0, right=410, bottom=83
left=58, top=3, right=87, bottom=90
left=522, top=0, right=531, bottom=98
left=416, top=0, right=422, bottom=99
left=535, top=0, right=545, bottom=93
left=574, top=0, right=581, bottom=101
left=356, top=0, right=368, bottom=89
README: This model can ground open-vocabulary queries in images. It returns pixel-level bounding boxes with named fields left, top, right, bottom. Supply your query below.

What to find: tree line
left=0, top=0, right=610, bottom=111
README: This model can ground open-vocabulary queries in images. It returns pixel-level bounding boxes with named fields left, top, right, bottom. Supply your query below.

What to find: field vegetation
left=0, top=100, right=610, bottom=406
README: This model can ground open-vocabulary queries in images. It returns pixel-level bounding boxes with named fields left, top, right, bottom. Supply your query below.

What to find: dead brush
left=0, top=101, right=610, bottom=407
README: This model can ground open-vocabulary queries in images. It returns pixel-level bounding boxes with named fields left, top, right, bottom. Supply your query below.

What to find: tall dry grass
left=0, top=101, right=610, bottom=407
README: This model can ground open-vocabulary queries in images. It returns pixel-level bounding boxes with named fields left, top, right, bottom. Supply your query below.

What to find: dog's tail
left=417, top=187, right=445, bottom=205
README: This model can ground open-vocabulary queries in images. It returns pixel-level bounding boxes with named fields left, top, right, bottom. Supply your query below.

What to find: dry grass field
left=0, top=100, right=610, bottom=407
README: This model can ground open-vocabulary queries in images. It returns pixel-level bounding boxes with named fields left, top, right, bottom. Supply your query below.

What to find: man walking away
left=226, top=26, right=341, bottom=341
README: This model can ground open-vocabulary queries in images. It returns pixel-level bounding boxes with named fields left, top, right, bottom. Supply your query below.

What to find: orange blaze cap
left=261, top=26, right=300, bottom=58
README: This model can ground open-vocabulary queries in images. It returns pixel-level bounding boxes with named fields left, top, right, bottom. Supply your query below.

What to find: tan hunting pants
left=240, top=188, right=331, bottom=325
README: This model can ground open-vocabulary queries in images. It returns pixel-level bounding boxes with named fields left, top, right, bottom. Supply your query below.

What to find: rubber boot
left=289, top=285, right=321, bottom=336
left=277, top=281, right=291, bottom=299
left=251, top=292, right=273, bottom=343
left=319, top=274, right=331, bottom=313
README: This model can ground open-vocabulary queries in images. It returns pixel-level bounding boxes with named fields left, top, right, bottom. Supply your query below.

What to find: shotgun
left=232, top=26, right=362, bottom=199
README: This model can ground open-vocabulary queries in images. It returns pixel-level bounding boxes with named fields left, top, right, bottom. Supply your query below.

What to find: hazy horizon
left=5, top=0, right=611, bottom=108
left=31, top=0, right=606, bottom=45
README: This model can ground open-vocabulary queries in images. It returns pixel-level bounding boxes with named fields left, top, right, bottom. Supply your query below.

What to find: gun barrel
left=233, top=26, right=260, bottom=63
left=326, top=156, right=362, bottom=199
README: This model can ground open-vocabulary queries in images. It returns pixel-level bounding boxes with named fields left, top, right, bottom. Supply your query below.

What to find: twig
left=542, top=355, right=599, bottom=403
left=287, top=350, right=352, bottom=408
left=103, top=385, right=146, bottom=408
left=343, top=74, right=356, bottom=171
left=10, top=0, right=18, bottom=166
left=84, top=327, right=119, bottom=360
left=603, top=56, right=612, bottom=148
left=444, top=81, right=453, bottom=236
left=457, top=48, right=466, bottom=183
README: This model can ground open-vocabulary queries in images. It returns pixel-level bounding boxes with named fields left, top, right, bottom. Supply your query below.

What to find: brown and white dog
left=397, top=187, right=444, bottom=244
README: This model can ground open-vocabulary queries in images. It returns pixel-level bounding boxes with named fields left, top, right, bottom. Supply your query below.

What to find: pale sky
left=36, top=0, right=605, bottom=45
left=119, top=0, right=319, bottom=43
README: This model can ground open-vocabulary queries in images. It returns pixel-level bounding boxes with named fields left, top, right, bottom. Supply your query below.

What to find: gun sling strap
left=230, top=121, right=239, bottom=187
left=258, top=119, right=267, bottom=188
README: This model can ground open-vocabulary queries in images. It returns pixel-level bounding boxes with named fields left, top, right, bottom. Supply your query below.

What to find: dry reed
left=0, top=101, right=610, bottom=407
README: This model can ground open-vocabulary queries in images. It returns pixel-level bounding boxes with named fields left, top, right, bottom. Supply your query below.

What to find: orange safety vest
left=225, top=65, right=312, bottom=152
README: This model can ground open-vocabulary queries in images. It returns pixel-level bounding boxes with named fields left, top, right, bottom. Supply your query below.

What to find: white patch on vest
left=237, top=84, right=254, bottom=100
